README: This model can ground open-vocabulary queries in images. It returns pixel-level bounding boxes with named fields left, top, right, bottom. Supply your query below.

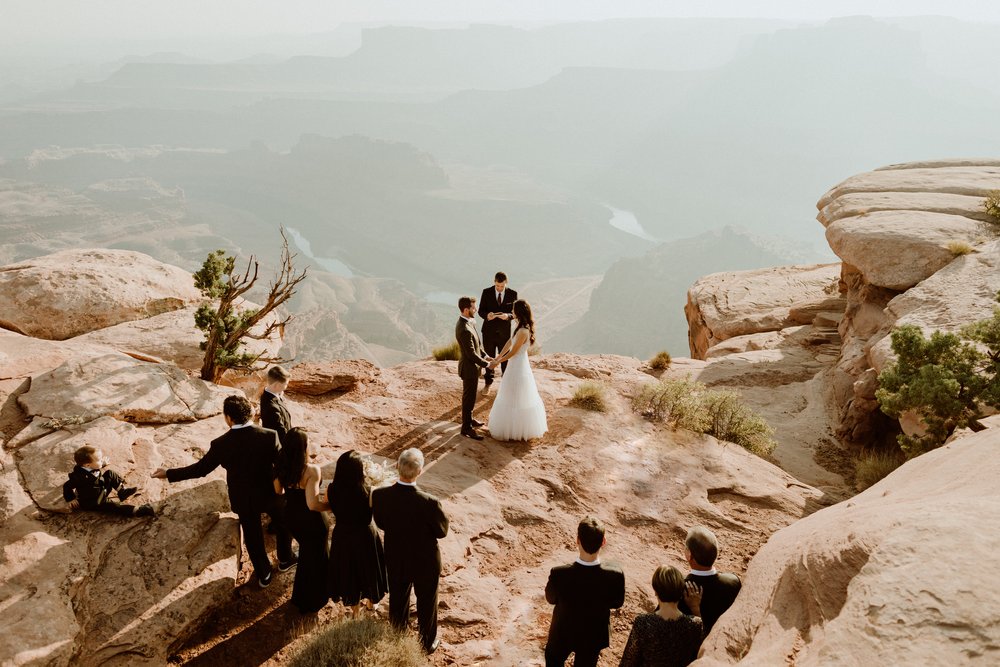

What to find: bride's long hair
left=512, top=299, right=536, bottom=345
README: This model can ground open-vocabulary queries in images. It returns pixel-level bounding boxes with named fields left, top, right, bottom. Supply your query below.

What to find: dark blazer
left=63, top=466, right=110, bottom=507
left=166, top=425, right=280, bottom=514
left=372, top=483, right=449, bottom=576
left=455, top=317, right=490, bottom=380
left=545, top=561, right=626, bottom=653
left=678, top=572, right=742, bottom=634
left=260, top=390, right=291, bottom=444
left=478, top=286, right=517, bottom=342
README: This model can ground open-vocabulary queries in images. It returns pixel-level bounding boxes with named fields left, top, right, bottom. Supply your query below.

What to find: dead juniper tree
left=193, top=228, right=307, bottom=382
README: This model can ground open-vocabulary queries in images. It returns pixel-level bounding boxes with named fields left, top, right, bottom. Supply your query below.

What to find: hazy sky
left=4, top=0, right=999, bottom=44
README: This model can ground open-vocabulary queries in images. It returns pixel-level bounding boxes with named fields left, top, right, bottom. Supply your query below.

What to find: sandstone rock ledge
left=693, top=424, right=1000, bottom=667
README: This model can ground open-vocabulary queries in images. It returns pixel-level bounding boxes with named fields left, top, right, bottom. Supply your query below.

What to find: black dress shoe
left=471, top=419, right=485, bottom=428
left=118, top=486, right=138, bottom=502
left=425, top=638, right=440, bottom=654
left=462, top=429, right=484, bottom=441
left=258, top=570, right=273, bottom=589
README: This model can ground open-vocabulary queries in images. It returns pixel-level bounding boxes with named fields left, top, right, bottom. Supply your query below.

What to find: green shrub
left=855, top=450, right=905, bottom=491
left=700, top=390, right=776, bottom=457
left=288, top=617, right=428, bottom=667
left=648, top=350, right=672, bottom=370
left=984, top=190, right=1000, bottom=222
left=947, top=240, right=973, bottom=256
left=431, top=341, right=460, bottom=361
left=632, top=377, right=776, bottom=457
left=570, top=382, right=609, bottom=412
left=876, top=309, right=1000, bottom=457
left=631, top=376, right=706, bottom=430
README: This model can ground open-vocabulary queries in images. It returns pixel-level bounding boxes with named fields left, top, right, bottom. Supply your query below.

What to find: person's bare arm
left=304, top=465, right=330, bottom=511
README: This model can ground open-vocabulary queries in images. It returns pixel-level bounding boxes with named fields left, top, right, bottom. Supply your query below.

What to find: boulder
left=287, top=359, right=382, bottom=395
left=817, top=162, right=1000, bottom=213
left=685, top=264, right=842, bottom=359
left=3, top=415, right=239, bottom=666
left=0, top=329, right=110, bottom=380
left=0, top=249, right=200, bottom=340
left=825, top=210, right=985, bottom=290
left=694, top=425, right=1000, bottom=667
left=74, top=302, right=283, bottom=372
left=18, top=353, right=235, bottom=424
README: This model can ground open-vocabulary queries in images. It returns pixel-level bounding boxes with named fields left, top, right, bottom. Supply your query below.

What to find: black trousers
left=81, top=470, right=137, bottom=516
left=461, top=370, right=479, bottom=431
left=387, top=564, right=440, bottom=652
left=482, top=332, right=510, bottom=384
left=238, top=499, right=293, bottom=579
left=544, top=644, right=601, bottom=667
left=87, top=500, right=140, bottom=517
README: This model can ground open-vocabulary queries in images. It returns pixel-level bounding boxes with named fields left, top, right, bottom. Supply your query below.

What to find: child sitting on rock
left=63, top=445, right=154, bottom=517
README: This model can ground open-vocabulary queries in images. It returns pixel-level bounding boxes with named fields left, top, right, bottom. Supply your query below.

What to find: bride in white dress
left=487, top=299, right=548, bottom=441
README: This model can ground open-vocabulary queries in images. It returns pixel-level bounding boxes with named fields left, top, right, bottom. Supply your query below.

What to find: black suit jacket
left=166, top=425, right=280, bottom=514
left=678, top=571, right=742, bottom=634
left=372, top=483, right=449, bottom=578
left=455, top=317, right=490, bottom=380
left=545, top=561, right=626, bottom=653
left=478, top=287, right=517, bottom=343
left=260, top=390, right=291, bottom=444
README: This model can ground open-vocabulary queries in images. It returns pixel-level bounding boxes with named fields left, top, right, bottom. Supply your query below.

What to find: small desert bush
left=570, top=381, right=609, bottom=412
left=648, top=350, right=672, bottom=370
left=984, top=190, right=1000, bottom=222
left=854, top=450, right=905, bottom=491
left=431, top=341, right=460, bottom=361
left=699, top=390, right=776, bottom=457
left=631, top=376, right=707, bottom=431
left=288, top=617, right=428, bottom=667
left=946, top=240, right=973, bottom=256
left=633, top=377, right=776, bottom=457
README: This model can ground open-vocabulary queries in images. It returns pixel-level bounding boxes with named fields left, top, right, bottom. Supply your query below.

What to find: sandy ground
left=168, top=357, right=828, bottom=666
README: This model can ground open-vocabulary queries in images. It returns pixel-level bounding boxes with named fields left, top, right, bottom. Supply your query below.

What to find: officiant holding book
left=478, top=271, right=517, bottom=387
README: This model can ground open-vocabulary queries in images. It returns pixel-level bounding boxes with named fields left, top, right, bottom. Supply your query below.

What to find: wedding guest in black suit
left=455, top=296, right=492, bottom=440
left=619, top=566, right=704, bottom=667
left=544, top=517, right=626, bottom=667
left=274, top=428, right=329, bottom=613
left=478, top=271, right=517, bottom=386
left=323, top=450, right=388, bottom=616
left=678, top=526, right=742, bottom=635
left=152, top=394, right=294, bottom=588
left=372, top=448, right=449, bottom=654
left=260, top=365, right=292, bottom=445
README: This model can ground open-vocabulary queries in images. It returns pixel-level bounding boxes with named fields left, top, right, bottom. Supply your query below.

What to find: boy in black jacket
left=63, top=445, right=154, bottom=517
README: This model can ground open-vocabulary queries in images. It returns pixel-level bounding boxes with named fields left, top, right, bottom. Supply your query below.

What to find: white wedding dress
left=488, top=336, right=548, bottom=441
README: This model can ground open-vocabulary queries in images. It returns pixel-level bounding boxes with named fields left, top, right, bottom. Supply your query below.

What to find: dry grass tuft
left=648, top=350, right=672, bottom=370
left=855, top=450, right=905, bottom=491
left=570, top=382, right=609, bottom=412
left=431, top=341, right=460, bottom=361
left=946, top=240, right=974, bottom=256
left=288, top=617, right=429, bottom=667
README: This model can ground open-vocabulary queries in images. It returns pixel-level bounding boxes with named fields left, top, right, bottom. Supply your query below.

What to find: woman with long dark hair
left=324, top=450, right=388, bottom=615
left=274, top=427, right=330, bottom=613
left=487, top=299, right=548, bottom=441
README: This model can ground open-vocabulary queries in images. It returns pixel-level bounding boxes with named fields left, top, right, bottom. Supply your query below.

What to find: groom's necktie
left=497, top=291, right=503, bottom=304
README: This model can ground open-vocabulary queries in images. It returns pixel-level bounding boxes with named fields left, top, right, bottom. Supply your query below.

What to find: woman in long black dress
left=274, top=428, right=330, bottom=613
left=323, top=450, right=387, bottom=615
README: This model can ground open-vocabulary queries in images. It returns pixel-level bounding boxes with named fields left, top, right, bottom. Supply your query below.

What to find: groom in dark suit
left=372, top=448, right=449, bottom=654
left=152, top=394, right=294, bottom=588
left=544, top=517, right=626, bottom=667
left=478, top=271, right=517, bottom=387
left=456, top=295, right=492, bottom=440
